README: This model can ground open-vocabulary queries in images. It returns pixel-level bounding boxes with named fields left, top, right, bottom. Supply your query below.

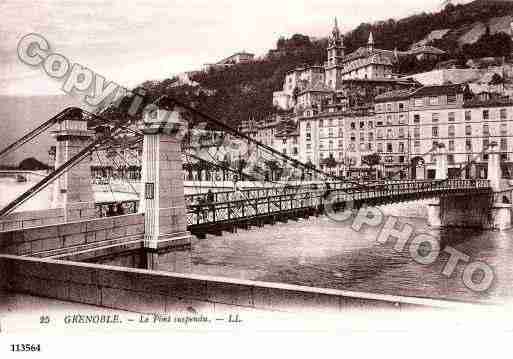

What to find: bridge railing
left=185, top=179, right=491, bottom=227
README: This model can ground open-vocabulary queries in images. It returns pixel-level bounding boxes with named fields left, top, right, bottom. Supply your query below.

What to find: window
left=483, top=138, right=489, bottom=150
left=306, top=122, right=311, bottom=131
left=465, top=111, right=471, bottom=121
left=448, top=154, right=454, bottom=164
left=329, top=140, right=333, bottom=150
left=448, top=112, right=455, bottom=122
left=413, top=114, right=420, bottom=123
left=447, top=94, right=457, bottom=103
left=306, top=133, right=311, bottom=141
left=398, top=142, right=405, bottom=153
left=377, top=121, right=383, bottom=126
left=377, top=143, right=383, bottom=152
left=387, top=104, right=392, bottom=112
left=360, top=132, right=365, bottom=141
left=360, top=122, right=365, bottom=129
left=350, top=122, right=356, bottom=129
left=319, top=120, right=324, bottom=127
left=338, top=128, right=343, bottom=137
left=328, top=119, right=333, bottom=127
left=377, top=129, right=383, bottom=139
left=350, top=132, right=356, bottom=141
left=483, top=124, right=489, bottom=136
left=368, top=121, right=374, bottom=128
left=432, top=126, right=439, bottom=138
left=501, top=138, right=508, bottom=151
left=448, top=140, right=455, bottom=151
left=501, top=108, right=507, bottom=120
left=386, top=115, right=392, bottom=125
left=432, top=113, right=439, bottom=122
left=398, top=128, right=405, bottom=138
left=414, top=98, right=424, bottom=107
left=414, top=141, right=420, bottom=153
left=448, top=125, right=455, bottom=138
left=387, top=129, right=393, bottom=138
left=501, top=123, right=507, bottom=136
left=282, top=138, right=287, bottom=145
left=376, top=104, right=382, bottom=112
left=360, top=143, right=366, bottom=151
left=429, top=96, right=439, bottom=105
left=414, top=126, right=420, bottom=139
left=329, top=128, right=333, bottom=137
left=306, top=143, right=312, bottom=150
left=368, top=132, right=374, bottom=141
left=465, top=125, right=471, bottom=136
left=282, top=148, right=287, bottom=155
left=319, top=142, right=324, bottom=149
left=399, top=103, right=404, bottom=111
left=465, top=139, right=472, bottom=152
left=338, top=140, right=343, bottom=147
left=483, top=110, right=489, bottom=120
left=387, top=143, right=393, bottom=153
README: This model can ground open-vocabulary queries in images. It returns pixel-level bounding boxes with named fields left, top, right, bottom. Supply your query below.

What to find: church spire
left=367, top=31, right=374, bottom=51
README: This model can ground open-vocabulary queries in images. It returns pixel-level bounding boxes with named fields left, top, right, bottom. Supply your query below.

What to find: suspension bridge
left=0, top=95, right=509, bottom=266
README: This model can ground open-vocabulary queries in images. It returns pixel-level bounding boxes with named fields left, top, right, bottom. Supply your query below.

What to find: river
left=2, top=178, right=512, bottom=304
left=187, top=203, right=513, bottom=304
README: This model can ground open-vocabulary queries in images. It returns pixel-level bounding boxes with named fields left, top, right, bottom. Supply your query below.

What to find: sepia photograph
left=1, top=0, right=513, bottom=355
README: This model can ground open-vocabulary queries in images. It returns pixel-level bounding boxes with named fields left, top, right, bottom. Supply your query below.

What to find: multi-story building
left=375, top=84, right=513, bottom=179
left=297, top=106, right=377, bottom=178
left=272, top=19, right=441, bottom=111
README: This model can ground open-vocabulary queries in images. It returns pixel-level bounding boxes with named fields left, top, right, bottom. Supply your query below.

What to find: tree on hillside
left=18, top=157, right=50, bottom=170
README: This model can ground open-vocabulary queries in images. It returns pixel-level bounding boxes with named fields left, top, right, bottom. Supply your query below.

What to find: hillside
left=135, top=0, right=513, bottom=127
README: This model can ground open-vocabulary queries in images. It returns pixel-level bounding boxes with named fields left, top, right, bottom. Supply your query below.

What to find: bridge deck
left=93, top=179, right=491, bottom=237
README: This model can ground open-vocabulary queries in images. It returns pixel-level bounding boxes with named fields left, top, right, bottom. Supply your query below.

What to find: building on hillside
left=203, top=51, right=255, bottom=72
left=407, top=45, right=446, bottom=62
left=272, top=18, right=433, bottom=111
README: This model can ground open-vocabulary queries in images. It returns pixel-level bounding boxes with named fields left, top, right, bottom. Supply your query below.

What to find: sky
left=0, top=0, right=474, bottom=96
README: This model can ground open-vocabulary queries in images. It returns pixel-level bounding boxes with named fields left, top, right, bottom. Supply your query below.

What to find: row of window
left=306, top=108, right=510, bottom=132
left=308, top=124, right=509, bottom=143
left=376, top=95, right=459, bottom=113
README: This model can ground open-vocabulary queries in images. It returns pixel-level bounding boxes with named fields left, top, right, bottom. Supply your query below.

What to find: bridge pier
left=51, top=112, right=96, bottom=222
left=426, top=144, right=447, bottom=228
left=487, top=142, right=511, bottom=230
left=427, top=143, right=511, bottom=230
left=140, top=104, right=192, bottom=271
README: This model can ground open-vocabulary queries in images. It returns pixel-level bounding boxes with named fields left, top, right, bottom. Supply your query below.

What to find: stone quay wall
left=0, top=208, right=65, bottom=232
left=0, top=254, right=478, bottom=314
left=0, top=214, right=144, bottom=257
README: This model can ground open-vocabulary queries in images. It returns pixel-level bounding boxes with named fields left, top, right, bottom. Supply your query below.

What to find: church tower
left=326, top=18, right=345, bottom=89
left=327, top=18, right=345, bottom=66
left=367, top=31, right=375, bottom=52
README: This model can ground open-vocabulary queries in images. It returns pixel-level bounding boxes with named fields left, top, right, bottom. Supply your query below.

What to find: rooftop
left=408, top=45, right=446, bottom=56
left=375, top=84, right=463, bottom=103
